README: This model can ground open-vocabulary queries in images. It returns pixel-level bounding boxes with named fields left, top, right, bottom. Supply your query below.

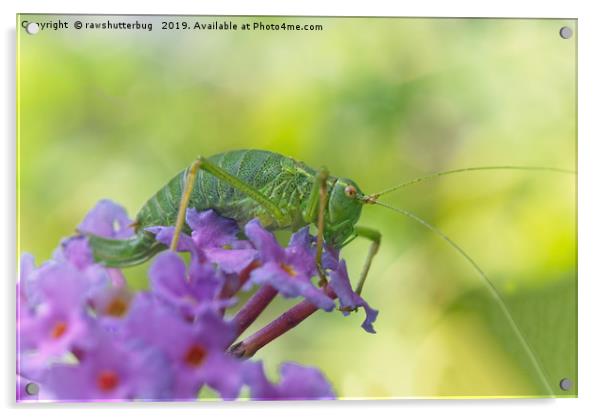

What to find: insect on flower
left=22, top=149, right=573, bottom=400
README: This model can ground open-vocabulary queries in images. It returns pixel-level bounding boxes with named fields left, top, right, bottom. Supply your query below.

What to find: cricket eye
left=344, top=185, right=357, bottom=198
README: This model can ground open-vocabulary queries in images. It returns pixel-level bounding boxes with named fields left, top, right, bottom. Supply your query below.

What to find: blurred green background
left=18, top=16, right=576, bottom=398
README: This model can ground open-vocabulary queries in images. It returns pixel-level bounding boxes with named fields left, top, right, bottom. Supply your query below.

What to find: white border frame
left=2, top=1, right=600, bottom=416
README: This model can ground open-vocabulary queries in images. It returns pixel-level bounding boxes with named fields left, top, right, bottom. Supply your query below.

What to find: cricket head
left=324, top=178, right=365, bottom=247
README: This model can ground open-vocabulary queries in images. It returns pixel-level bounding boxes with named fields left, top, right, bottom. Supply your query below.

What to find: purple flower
left=245, top=361, right=335, bottom=400
left=41, top=334, right=172, bottom=401
left=18, top=239, right=117, bottom=371
left=53, top=236, right=124, bottom=287
left=329, top=260, right=378, bottom=333
left=90, top=286, right=133, bottom=324
left=22, top=246, right=110, bottom=312
left=18, top=262, right=92, bottom=363
left=147, top=208, right=257, bottom=275
left=244, top=220, right=335, bottom=311
left=149, top=251, right=232, bottom=318
left=187, top=209, right=258, bottom=274
left=124, top=294, right=244, bottom=400
left=77, top=199, right=134, bottom=239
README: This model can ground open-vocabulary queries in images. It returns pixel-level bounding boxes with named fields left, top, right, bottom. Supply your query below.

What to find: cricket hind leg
left=170, top=156, right=288, bottom=251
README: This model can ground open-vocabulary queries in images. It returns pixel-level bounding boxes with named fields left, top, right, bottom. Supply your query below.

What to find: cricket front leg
left=302, top=167, right=330, bottom=287
left=353, top=226, right=381, bottom=296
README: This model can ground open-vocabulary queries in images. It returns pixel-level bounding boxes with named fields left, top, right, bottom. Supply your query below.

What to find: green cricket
left=83, top=148, right=573, bottom=299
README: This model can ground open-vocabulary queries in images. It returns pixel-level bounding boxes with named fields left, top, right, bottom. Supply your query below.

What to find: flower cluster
left=17, top=200, right=378, bottom=402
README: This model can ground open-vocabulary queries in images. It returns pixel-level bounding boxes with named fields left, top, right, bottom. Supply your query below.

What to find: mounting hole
left=559, top=26, right=573, bottom=39
left=559, top=377, right=573, bottom=391
left=25, top=22, right=40, bottom=35
left=24, top=382, right=39, bottom=396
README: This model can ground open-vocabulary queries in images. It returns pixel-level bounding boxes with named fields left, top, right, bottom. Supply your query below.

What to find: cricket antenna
left=366, top=166, right=576, bottom=201
left=371, top=199, right=554, bottom=394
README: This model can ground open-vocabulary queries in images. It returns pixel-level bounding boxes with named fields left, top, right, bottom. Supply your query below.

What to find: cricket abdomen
left=135, top=149, right=316, bottom=231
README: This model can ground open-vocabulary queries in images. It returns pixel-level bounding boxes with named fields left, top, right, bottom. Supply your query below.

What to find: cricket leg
left=353, top=226, right=381, bottom=296
left=171, top=159, right=201, bottom=250
left=302, top=167, right=330, bottom=287
left=170, top=156, right=287, bottom=251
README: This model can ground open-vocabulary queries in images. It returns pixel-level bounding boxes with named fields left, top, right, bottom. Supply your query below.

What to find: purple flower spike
left=77, top=199, right=134, bottom=239
left=18, top=200, right=374, bottom=401
left=245, top=220, right=335, bottom=311
left=329, top=260, right=378, bottom=333
left=245, top=361, right=335, bottom=400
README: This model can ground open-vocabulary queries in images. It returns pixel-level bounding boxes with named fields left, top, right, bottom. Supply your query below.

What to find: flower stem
left=231, top=285, right=278, bottom=339
left=230, top=287, right=336, bottom=358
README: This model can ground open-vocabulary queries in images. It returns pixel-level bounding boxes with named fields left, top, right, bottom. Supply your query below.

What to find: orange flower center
left=97, top=370, right=119, bottom=392
left=106, top=297, right=129, bottom=317
left=184, top=344, right=207, bottom=367
left=50, top=321, right=68, bottom=339
left=280, top=262, right=298, bottom=277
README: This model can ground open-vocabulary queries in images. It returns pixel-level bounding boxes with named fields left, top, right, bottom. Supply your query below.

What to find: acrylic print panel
left=16, top=15, right=577, bottom=402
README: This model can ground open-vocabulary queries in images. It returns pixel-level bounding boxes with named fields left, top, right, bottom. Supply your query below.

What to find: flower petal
left=196, top=309, right=236, bottom=350
left=245, top=360, right=335, bottom=400
left=198, top=353, right=244, bottom=400
left=329, top=260, right=378, bottom=333
left=277, top=362, right=336, bottom=399
left=186, top=208, right=240, bottom=248
left=204, top=247, right=257, bottom=275
left=77, top=199, right=134, bottom=239
left=249, top=263, right=334, bottom=311
left=53, top=236, right=95, bottom=270
left=244, top=219, right=285, bottom=262
left=149, top=252, right=188, bottom=299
